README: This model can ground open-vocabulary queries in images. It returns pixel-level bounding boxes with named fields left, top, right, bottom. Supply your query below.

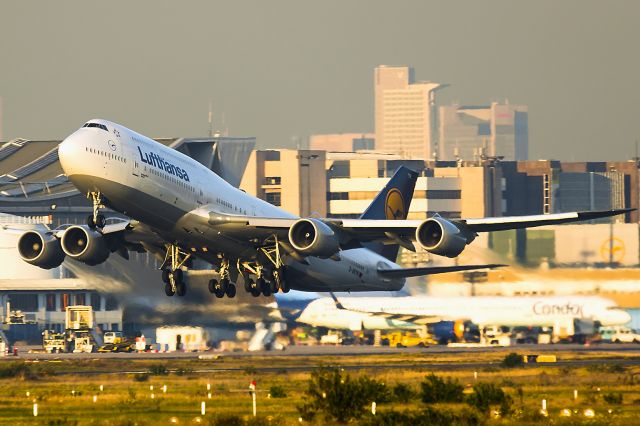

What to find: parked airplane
left=273, top=291, right=631, bottom=330
left=14, top=119, right=629, bottom=298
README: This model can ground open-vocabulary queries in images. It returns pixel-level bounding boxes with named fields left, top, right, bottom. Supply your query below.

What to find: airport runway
left=13, top=342, right=640, bottom=359
left=7, top=343, right=640, bottom=375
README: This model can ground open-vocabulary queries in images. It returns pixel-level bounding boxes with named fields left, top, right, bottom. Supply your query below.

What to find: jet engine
left=416, top=217, right=472, bottom=258
left=61, top=225, right=110, bottom=266
left=17, top=230, right=65, bottom=269
left=288, top=218, right=340, bottom=258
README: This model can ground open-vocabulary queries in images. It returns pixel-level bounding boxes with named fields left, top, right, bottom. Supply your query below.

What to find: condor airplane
left=14, top=119, right=629, bottom=298
left=273, top=292, right=631, bottom=331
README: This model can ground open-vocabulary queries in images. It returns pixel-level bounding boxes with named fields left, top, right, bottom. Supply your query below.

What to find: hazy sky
left=1, top=1, right=638, bottom=160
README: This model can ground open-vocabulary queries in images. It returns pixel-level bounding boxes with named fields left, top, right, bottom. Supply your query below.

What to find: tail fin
left=360, top=166, right=419, bottom=261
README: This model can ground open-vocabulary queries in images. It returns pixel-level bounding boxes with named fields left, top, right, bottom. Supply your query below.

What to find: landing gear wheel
left=225, top=283, right=236, bottom=298
left=244, top=278, right=254, bottom=293
left=278, top=266, right=291, bottom=293
left=87, top=214, right=106, bottom=229
left=162, top=269, right=170, bottom=284
left=270, top=269, right=281, bottom=293
left=164, top=282, right=175, bottom=296
left=95, top=214, right=106, bottom=228
left=214, top=278, right=228, bottom=298
left=251, top=288, right=261, bottom=297
left=176, top=280, right=187, bottom=297
left=258, top=278, right=271, bottom=297
left=208, top=279, right=218, bottom=294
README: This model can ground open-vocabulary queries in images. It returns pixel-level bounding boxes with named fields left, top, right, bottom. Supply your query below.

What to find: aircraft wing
left=232, top=208, right=631, bottom=248
left=377, top=264, right=504, bottom=279
left=459, top=209, right=633, bottom=232
left=329, top=293, right=442, bottom=325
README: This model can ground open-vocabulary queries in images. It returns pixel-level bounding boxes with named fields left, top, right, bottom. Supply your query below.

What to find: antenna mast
left=208, top=100, right=213, bottom=138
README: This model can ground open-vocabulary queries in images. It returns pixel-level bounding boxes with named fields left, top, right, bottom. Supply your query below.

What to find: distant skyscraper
left=439, top=102, right=528, bottom=161
left=374, top=66, right=447, bottom=160
left=309, top=133, right=375, bottom=152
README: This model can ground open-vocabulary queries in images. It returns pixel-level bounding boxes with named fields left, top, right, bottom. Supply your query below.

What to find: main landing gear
left=239, top=236, right=290, bottom=298
left=87, top=191, right=107, bottom=229
left=207, top=258, right=237, bottom=299
left=161, top=244, right=191, bottom=297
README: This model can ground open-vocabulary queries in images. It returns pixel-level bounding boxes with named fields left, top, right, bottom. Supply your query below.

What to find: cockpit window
left=82, top=123, right=108, bottom=131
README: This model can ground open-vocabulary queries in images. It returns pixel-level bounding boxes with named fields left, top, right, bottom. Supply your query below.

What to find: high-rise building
left=374, top=66, right=447, bottom=160
left=239, top=150, right=327, bottom=217
left=501, top=160, right=637, bottom=223
left=309, top=133, right=375, bottom=152
left=439, top=102, right=529, bottom=161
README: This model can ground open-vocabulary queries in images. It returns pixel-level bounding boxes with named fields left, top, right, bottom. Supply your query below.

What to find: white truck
left=600, top=326, right=640, bottom=343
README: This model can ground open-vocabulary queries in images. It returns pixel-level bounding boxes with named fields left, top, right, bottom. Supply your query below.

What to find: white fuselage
left=286, top=294, right=631, bottom=330
left=57, top=120, right=404, bottom=292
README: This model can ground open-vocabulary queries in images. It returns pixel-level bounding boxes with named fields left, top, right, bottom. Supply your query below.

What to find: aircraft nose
left=616, top=310, right=632, bottom=325
left=58, top=132, right=86, bottom=177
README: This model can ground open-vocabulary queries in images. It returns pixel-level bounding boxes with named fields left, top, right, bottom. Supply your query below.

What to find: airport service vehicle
left=600, top=326, right=640, bottom=343
left=42, top=306, right=102, bottom=353
left=381, top=331, right=436, bottom=348
left=481, top=325, right=511, bottom=346
left=42, top=330, right=66, bottom=353
left=103, top=331, right=124, bottom=344
left=15, top=119, right=628, bottom=298
left=274, top=292, right=631, bottom=337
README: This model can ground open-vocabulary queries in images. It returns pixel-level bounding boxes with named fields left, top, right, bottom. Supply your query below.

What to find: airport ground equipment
left=41, top=305, right=102, bottom=353
left=551, top=318, right=598, bottom=344
left=0, top=329, right=8, bottom=356
left=42, top=330, right=66, bottom=353
left=380, top=330, right=436, bottom=348
left=480, top=325, right=511, bottom=346
left=319, top=330, right=356, bottom=345
left=600, top=326, right=640, bottom=343
left=156, top=326, right=208, bottom=352
left=103, top=331, right=124, bottom=344
left=524, top=354, right=557, bottom=363
left=97, top=339, right=135, bottom=352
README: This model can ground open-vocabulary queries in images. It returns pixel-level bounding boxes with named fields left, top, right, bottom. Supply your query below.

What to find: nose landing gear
left=87, top=191, right=107, bottom=229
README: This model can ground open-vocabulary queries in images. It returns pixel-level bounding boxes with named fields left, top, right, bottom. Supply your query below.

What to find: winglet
left=329, top=292, right=346, bottom=310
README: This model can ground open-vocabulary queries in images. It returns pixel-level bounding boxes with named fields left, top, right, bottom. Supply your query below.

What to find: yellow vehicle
left=104, top=331, right=124, bottom=344
left=381, top=331, right=436, bottom=348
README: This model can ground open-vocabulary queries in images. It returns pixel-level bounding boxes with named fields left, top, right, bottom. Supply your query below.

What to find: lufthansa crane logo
left=107, top=140, right=117, bottom=151
left=600, top=237, right=625, bottom=263
left=385, top=188, right=405, bottom=220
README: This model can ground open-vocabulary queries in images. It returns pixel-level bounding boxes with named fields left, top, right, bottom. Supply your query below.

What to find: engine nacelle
left=288, top=218, right=340, bottom=258
left=17, top=230, right=65, bottom=269
left=61, top=225, right=110, bottom=266
left=416, top=217, right=470, bottom=258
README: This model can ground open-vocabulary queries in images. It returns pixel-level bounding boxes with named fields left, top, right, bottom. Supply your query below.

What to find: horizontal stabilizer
left=377, top=263, right=504, bottom=279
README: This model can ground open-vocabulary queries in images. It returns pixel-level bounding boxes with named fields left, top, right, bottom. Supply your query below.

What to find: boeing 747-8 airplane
left=14, top=120, right=629, bottom=298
